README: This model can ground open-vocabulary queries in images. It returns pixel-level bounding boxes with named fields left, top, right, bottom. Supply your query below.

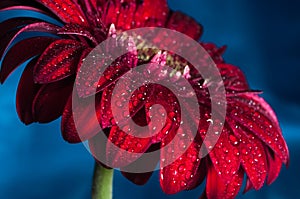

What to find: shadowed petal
left=16, top=58, right=41, bottom=125
left=58, top=24, right=98, bottom=45
left=0, top=18, right=41, bottom=39
left=0, top=37, right=57, bottom=83
left=265, top=147, right=283, bottom=185
left=0, top=22, right=59, bottom=60
left=61, top=92, right=102, bottom=143
left=34, top=39, right=85, bottom=83
left=32, top=77, right=73, bottom=123
left=167, top=11, right=203, bottom=40
left=121, top=144, right=160, bottom=185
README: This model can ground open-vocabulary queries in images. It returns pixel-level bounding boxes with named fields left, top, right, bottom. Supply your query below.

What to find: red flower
left=0, top=0, right=289, bottom=198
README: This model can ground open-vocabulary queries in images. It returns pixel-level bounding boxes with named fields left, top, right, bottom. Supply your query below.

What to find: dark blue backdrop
left=0, top=1, right=299, bottom=198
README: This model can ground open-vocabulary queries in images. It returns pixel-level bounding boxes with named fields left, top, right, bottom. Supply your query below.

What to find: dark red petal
left=209, top=126, right=241, bottom=183
left=32, top=77, right=73, bottom=123
left=106, top=108, right=152, bottom=167
left=0, top=17, right=41, bottom=39
left=206, top=163, right=243, bottom=199
left=0, top=22, right=59, bottom=60
left=243, top=177, right=254, bottom=193
left=16, top=58, right=41, bottom=125
left=218, top=63, right=249, bottom=91
left=36, top=0, right=89, bottom=26
left=167, top=11, right=203, bottom=40
left=114, top=1, right=137, bottom=30
left=201, top=43, right=226, bottom=64
left=233, top=127, right=267, bottom=190
left=0, top=37, right=57, bottom=83
left=160, top=139, right=202, bottom=194
left=33, top=39, right=84, bottom=83
left=121, top=171, right=153, bottom=186
left=265, top=147, right=282, bottom=185
left=57, top=23, right=98, bottom=45
left=76, top=55, right=137, bottom=97
left=120, top=144, right=160, bottom=185
left=99, top=82, right=152, bottom=129
left=144, top=84, right=181, bottom=144
left=160, top=109, right=199, bottom=194
left=229, top=94, right=289, bottom=164
left=134, top=0, right=169, bottom=27
left=61, top=92, right=102, bottom=143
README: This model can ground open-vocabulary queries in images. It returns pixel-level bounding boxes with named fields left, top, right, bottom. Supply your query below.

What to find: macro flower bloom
left=0, top=0, right=289, bottom=199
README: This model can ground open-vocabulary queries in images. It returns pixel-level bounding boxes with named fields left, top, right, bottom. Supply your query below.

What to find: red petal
left=36, top=0, right=89, bottom=26
left=206, top=163, right=243, bottom=199
left=120, top=144, right=160, bottom=185
left=0, top=37, right=57, bottom=83
left=115, top=1, right=137, bottom=30
left=75, top=37, right=137, bottom=97
left=160, top=111, right=199, bottom=194
left=32, top=77, right=73, bottom=123
left=106, top=108, right=152, bottom=167
left=265, top=147, right=282, bottom=185
left=145, top=85, right=181, bottom=143
left=218, top=63, right=249, bottom=91
left=209, top=126, right=241, bottom=183
left=99, top=82, right=152, bottom=129
left=229, top=94, right=289, bottom=164
left=167, top=11, right=203, bottom=40
left=61, top=92, right=102, bottom=143
left=232, top=126, right=267, bottom=190
left=103, top=0, right=169, bottom=29
left=57, top=24, right=98, bottom=45
left=160, top=139, right=202, bottom=194
left=201, top=43, right=226, bottom=64
left=0, top=22, right=59, bottom=61
left=134, top=0, right=169, bottom=27
left=16, top=58, right=41, bottom=124
left=33, top=39, right=84, bottom=83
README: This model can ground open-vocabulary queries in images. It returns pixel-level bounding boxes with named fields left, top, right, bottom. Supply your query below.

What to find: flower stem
left=92, top=162, right=114, bottom=199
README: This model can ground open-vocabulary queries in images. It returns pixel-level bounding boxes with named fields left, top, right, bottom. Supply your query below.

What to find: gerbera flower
left=0, top=0, right=289, bottom=199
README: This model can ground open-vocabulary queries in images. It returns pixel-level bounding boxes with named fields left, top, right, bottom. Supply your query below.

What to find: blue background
left=0, top=1, right=299, bottom=198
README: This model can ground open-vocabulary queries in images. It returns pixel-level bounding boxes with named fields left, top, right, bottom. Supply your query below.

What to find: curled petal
left=0, top=17, right=41, bottom=39
left=34, top=39, right=85, bottom=83
left=0, top=37, right=57, bottom=83
left=0, top=22, right=59, bottom=60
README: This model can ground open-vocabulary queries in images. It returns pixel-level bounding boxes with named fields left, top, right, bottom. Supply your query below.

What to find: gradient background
left=0, top=0, right=299, bottom=198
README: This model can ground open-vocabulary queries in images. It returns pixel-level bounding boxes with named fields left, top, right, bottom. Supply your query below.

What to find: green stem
left=92, top=162, right=114, bottom=199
